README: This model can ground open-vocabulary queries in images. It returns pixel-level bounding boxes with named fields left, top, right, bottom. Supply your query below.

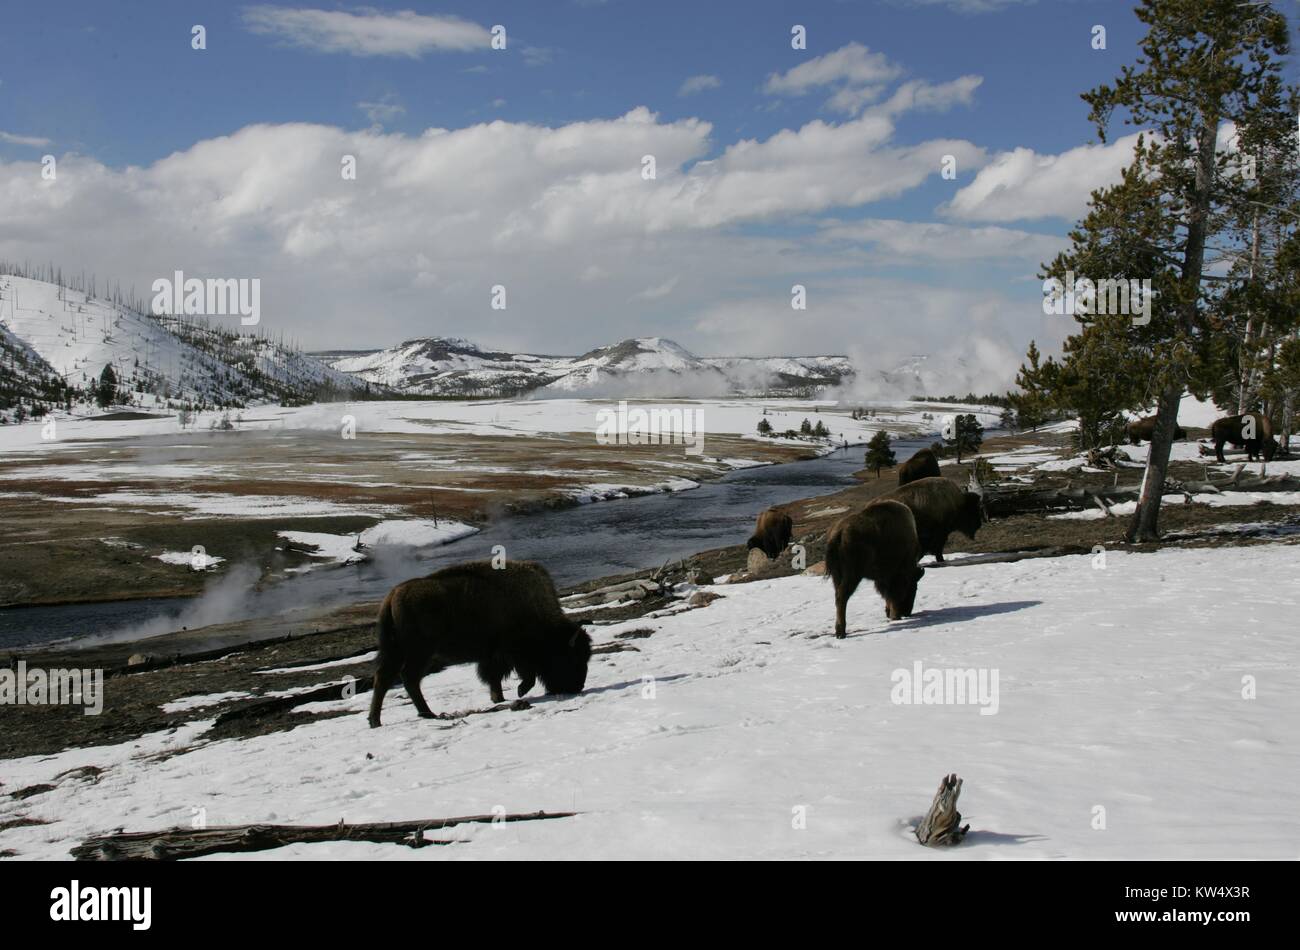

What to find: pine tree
left=864, top=430, right=896, bottom=477
left=96, top=364, right=118, bottom=408
left=1053, top=0, right=1296, bottom=541
left=947, top=414, right=983, bottom=463
left=757, top=417, right=773, bottom=436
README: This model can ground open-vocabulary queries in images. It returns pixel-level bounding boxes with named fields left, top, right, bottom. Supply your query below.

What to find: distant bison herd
left=369, top=410, right=1282, bottom=723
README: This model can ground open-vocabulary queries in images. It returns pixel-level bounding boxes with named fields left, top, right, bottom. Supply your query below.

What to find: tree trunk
left=1127, top=387, right=1182, bottom=544
left=1130, top=112, right=1217, bottom=542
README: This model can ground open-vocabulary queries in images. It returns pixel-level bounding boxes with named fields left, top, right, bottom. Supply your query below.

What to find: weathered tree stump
left=915, top=773, right=970, bottom=847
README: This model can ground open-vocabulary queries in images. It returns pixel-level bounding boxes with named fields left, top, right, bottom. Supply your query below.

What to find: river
left=0, top=441, right=925, bottom=650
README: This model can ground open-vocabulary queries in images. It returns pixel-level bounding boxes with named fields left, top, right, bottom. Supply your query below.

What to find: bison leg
left=833, top=575, right=860, bottom=639
left=400, top=651, right=437, bottom=719
left=516, top=670, right=537, bottom=698
left=367, top=650, right=403, bottom=728
left=1214, top=439, right=1226, bottom=463
left=477, top=657, right=510, bottom=704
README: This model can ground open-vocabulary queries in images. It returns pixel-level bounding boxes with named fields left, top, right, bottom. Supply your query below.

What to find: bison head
left=539, top=622, right=592, bottom=695
left=886, top=566, right=924, bottom=620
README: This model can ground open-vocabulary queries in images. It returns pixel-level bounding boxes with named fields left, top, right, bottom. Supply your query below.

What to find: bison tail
left=823, top=536, right=842, bottom=584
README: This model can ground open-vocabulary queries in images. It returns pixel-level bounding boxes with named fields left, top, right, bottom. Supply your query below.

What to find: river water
left=0, top=441, right=924, bottom=650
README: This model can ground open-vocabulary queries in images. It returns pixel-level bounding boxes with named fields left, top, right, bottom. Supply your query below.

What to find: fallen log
left=71, top=810, right=579, bottom=861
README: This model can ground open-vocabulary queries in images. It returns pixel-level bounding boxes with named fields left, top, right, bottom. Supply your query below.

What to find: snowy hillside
left=0, top=274, right=365, bottom=411
left=2, top=542, right=1296, bottom=859
left=330, top=336, right=857, bottom=398
left=331, top=338, right=572, bottom=397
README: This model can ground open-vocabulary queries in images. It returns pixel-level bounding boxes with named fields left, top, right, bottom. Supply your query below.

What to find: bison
left=368, top=561, right=592, bottom=728
left=897, top=448, right=941, bottom=487
left=1211, top=412, right=1277, bottom=463
left=746, top=507, right=793, bottom=559
left=825, top=500, right=924, bottom=637
left=878, top=475, right=983, bottom=563
left=1126, top=415, right=1186, bottom=445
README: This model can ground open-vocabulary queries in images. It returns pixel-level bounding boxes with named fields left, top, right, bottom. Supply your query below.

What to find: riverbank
left=7, top=426, right=1300, bottom=762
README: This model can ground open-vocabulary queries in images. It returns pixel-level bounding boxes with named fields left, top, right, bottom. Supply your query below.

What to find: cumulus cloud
left=2, top=102, right=1047, bottom=389
left=941, top=132, right=1142, bottom=222
left=242, top=7, right=491, bottom=57
left=764, top=43, right=901, bottom=97
left=678, top=74, right=722, bottom=97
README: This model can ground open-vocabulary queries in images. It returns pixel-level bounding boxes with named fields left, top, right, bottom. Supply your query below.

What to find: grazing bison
left=368, top=561, right=591, bottom=728
left=746, top=507, right=793, bottom=559
left=1126, top=415, right=1186, bottom=445
left=825, top=500, right=924, bottom=637
left=1211, top=413, right=1277, bottom=463
left=897, top=448, right=941, bottom=487
left=879, top=476, right=983, bottom=563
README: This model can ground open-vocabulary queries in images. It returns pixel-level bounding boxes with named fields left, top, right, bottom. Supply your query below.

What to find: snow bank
left=2, top=542, right=1296, bottom=860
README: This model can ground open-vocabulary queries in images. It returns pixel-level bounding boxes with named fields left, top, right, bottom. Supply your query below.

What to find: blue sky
left=1, top=1, right=1296, bottom=389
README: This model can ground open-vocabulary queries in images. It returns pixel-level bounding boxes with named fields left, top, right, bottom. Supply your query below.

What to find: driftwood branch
left=72, top=811, right=579, bottom=861
left=915, top=774, right=969, bottom=847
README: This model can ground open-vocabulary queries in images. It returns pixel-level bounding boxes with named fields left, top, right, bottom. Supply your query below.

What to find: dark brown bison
left=825, top=500, right=924, bottom=636
left=746, top=507, right=793, bottom=559
left=1126, top=415, right=1186, bottom=444
left=878, top=476, right=983, bottom=563
left=368, top=561, right=591, bottom=728
left=897, top=447, right=941, bottom=486
left=1211, top=413, right=1277, bottom=462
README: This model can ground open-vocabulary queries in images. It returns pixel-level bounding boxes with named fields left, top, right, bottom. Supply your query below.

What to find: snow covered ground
left=3, top=542, right=1296, bottom=860
left=0, top=395, right=996, bottom=454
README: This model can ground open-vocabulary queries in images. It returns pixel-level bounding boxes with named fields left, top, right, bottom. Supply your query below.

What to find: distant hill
left=329, top=336, right=856, bottom=398
left=0, top=273, right=368, bottom=420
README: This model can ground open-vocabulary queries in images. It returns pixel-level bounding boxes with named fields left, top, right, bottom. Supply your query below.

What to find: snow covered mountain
left=0, top=274, right=366, bottom=413
left=329, top=336, right=856, bottom=398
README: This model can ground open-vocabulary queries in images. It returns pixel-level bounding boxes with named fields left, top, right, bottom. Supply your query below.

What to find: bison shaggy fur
left=1211, top=413, right=1277, bottom=462
left=825, top=500, right=924, bottom=637
left=746, top=507, right=794, bottom=560
left=878, top=476, right=982, bottom=563
left=368, top=560, right=591, bottom=728
left=1126, top=415, right=1186, bottom=444
left=897, top=448, right=942, bottom=487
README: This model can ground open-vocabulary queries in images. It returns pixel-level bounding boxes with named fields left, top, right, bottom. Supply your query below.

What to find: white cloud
left=816, top=218, right=1064, bottom=263
left=893, top=0, right=1037, bottom=13
left=2, top=107, right=1041, bottom=382
left=0, top=130, right=53, bottom=148
left=764, top=43, right=901, bottom=97
left=634, top=276, right=679, bottom=300
left=678, top=74, right=722, bottom=97
left=867, top=76, right=984, bottom=118
left=242, top=7, right=490, bottom=57
left=356, top=96, right=405, bottom=125
left=942, top=133, right=1142, bottom=222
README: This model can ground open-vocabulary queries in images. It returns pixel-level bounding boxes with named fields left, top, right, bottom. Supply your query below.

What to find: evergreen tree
left=96, top=364, right=118, bottom=408
left=1049, top=0, right=1296, bottom=541
left=864, top=430, right=896, bottom=477
left=947, top=414, right=983, bottom=463
left=756, top=417, right=773, bottom=436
